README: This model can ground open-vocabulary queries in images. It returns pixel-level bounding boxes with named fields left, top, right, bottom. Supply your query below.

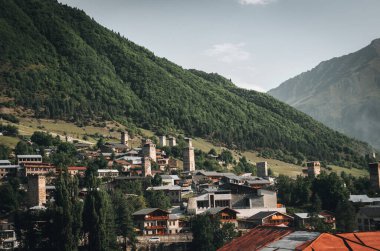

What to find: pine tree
left=52, top=172, right=83, bottom=251
left=336, top=198, right=356, bottom=232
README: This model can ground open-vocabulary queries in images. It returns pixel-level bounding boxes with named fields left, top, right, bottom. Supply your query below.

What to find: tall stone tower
left=257, top=161, right=268, bottom=177
left=28, top=175, right=46, bottom=207
left=307, top=161, right=321, bottom=178
left=183, top=138, right=195, bottom=172
left=120, top=131, right=129, bottom=146
left=142, top=139, right=156, bottom=162
left=168, top=137, right=177, bottom=147
left=142, top=157, right=152, bottom=177
left=159, top=135, right=166, bottom=147
left=369, top=162, right=380, bottom=189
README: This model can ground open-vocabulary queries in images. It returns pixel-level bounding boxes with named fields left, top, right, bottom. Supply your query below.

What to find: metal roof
left=132, top=208, right=169, bottom=216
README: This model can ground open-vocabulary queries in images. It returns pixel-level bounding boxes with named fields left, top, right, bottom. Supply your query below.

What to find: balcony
left=145, top=216, right=169, bottom=221
left=145, top=225, right=167, bottom=230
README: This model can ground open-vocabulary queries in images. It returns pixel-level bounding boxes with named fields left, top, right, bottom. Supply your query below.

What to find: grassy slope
left=0, top=118, right=368, bottom=177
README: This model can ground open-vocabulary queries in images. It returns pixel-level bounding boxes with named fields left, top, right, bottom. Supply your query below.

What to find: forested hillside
left=269, top=39, right=380, bottom=149
left=0, top=0, right=374, bottom=168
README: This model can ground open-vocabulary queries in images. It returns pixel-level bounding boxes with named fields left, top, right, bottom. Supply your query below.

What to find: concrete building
left=17, top=155, right=42, bottom=164
left=120, top=131, right=129, bottom=146
left=183, top=138, right=195, bottom=172
left=142, top=139, right=156, bottom=162
left=307, top=161, right=321, bottom=178
left=27, top=175, right=46, bottom=207
left=257, top=161, right=268, bottom=177
left=168, top=137, right=176, bottom=147
left=158, top=135, right=166, bottom=147
left=369, top=162, right=380, bottom=189
left=142, top=157, right=152, bottom=177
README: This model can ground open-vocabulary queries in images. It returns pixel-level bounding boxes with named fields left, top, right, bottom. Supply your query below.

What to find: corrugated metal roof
left=217, top=226, right=294, bottom=251
left=132, top=208, right=169, bottom=216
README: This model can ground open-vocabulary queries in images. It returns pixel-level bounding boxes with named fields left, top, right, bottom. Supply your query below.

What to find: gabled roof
left=350, top=195, right=378, bottom=203
left=337, top=232, right=380, bottom=249
left=296, top=232, right=379, bottom=251
left=217, top=226, right=294, bottom=251
left=132, top=208, right=169, bottom=216
left=204, top=207, right=239, bottom=215
left=247, top=211, right=293, bottom=221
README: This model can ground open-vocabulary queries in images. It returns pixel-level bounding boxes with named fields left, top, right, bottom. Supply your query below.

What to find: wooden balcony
left=145, top=225, right=167, bottom=230
left=145, top=216, right=169, bottom=221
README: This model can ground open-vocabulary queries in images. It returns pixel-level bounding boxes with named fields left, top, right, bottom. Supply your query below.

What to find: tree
left=82, top=160, right=117, bottom=251
left=144, top=190, right=171, bottom=209
left=208, top=148, right=217, bottom=156
left=0, top=144, right=11, bottom=159
left=0, top=183, right=19, bottom=213
left=50, top=173, right=83, bottom=251
left=191, top=214, right=237, bottom=251
left=151, top=173, right=162, bottom=186
left=311, top=194, right=322, bottom=213
left=191, top=214, right=215, bottom=251
left=15, top=140, right=33, bottom=155
left=336, top=198, right=356, bottom=232
left=214, top=223, right=237, bottom=249
left=312, top=172, right=349, bottom=211
left=31, top=131, right=57, bottom=146
left=220, top=150, right=233, bottom=164
left=111, top=190, right=137, bottom=249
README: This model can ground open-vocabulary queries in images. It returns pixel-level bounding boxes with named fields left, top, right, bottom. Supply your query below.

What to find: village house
left=132, top=208, right=182, bottom=236
left=204, top=207, right=239, bottom=226
left=294, top=212, right=336, bottom=230
left=239, top=211, right=294, bottom=229
left=160, top=175, right=181, bottom=186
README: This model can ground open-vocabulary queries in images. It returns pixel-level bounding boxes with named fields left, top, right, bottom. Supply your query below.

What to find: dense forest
left=0, top=0, right=375, bottom=168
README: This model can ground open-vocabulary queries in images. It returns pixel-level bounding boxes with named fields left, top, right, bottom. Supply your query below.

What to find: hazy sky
left=59, top=0, right=380, bottom=92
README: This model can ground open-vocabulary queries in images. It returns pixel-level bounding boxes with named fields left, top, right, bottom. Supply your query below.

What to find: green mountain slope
left=268, top=39, right=380, bottom=149
left=0, top=0, right=374, bottom=168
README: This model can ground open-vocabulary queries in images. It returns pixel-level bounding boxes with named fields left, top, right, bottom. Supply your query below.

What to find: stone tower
left=120, top=131, right=129, bottom=146
left=168, top=137, right=177, bottom=147
left=257, top=161, right=268, bottom=177
left=183, top=138, right=195, bottom=172
left=142, top=157, right=152, bottom=177
left=142, top=139, right=156, bottom=162
left=159, top=135, right=166, bottom=147
left=28, top=175, right=46, bottom=207
left=369, top=162, right=380, bottom=189
left=307, top=161, right=321, bottom=178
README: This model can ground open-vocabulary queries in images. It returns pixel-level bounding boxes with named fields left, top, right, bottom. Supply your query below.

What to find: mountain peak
left=269, top=38, right=380, bottom=149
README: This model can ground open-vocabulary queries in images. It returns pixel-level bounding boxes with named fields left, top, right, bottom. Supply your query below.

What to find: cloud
left=238, top=0, right=276, bottom=5
left=204, top=42, right=251, bottom=63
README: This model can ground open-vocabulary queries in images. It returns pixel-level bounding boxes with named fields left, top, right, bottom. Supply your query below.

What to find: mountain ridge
left=0, top=0, right=374, bottom=168
left=268, top=38, right=380, bottom=149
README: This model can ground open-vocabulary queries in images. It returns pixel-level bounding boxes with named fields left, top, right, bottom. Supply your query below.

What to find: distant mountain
left=0, top=0, right=373, bottom=168
left=269, top=39, right=380, bottom=150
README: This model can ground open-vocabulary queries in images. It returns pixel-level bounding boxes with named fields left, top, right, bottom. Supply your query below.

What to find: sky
left=58, top=0, right=380, bottom=92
